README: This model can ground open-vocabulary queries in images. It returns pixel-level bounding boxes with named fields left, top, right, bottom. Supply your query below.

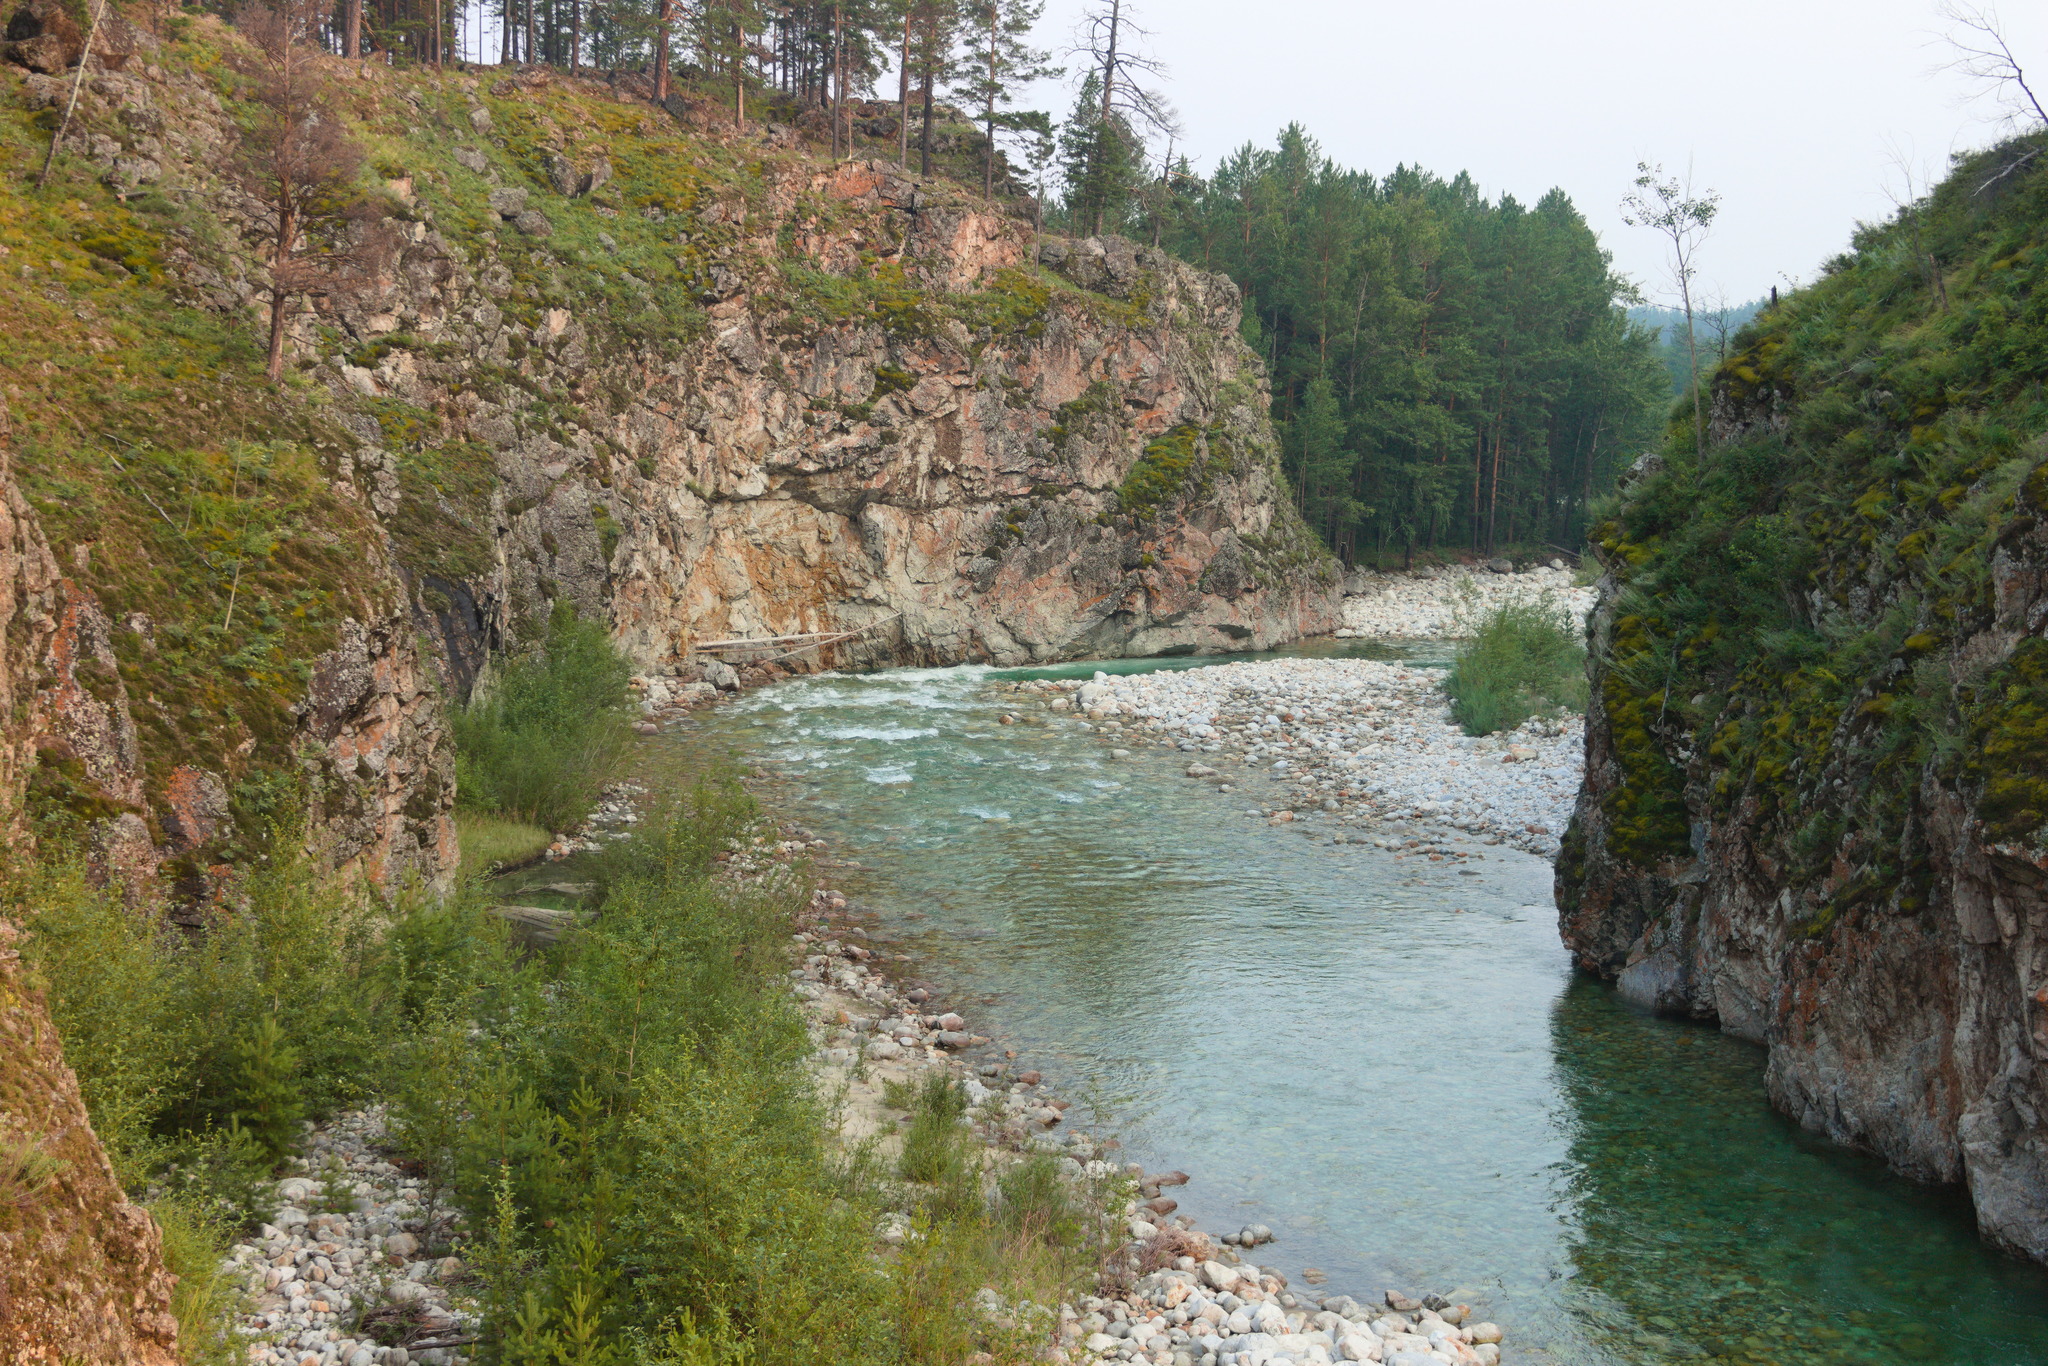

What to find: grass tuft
left=456, top=811, right=555, bottom=873
left=1445, top=593, right=1588, bottom=736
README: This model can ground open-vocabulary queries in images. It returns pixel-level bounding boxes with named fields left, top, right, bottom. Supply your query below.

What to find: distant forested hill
left=1155, top=126, right=1670, bottom=565
left=1628, top=299, right=1769, bottom=396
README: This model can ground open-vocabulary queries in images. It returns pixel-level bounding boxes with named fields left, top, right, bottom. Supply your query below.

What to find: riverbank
left=1337, top=566, right=1593, bottom=641
left=790, top=852, right=1512, bottom=1366
left=1002, top=658, right=1580, bottom=857
left=224, top=773, right=1510, bottom=1366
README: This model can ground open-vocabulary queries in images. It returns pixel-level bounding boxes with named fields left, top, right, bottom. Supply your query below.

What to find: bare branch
left=1067, top=0, right=1176, bottom=138
left=1936, top=3, right=2048, bottom=130
left=1621, top=160, right=1721, bottom=454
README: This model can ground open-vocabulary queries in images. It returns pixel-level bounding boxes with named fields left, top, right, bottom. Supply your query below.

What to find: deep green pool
left=674, top=658, right=2048, bottom=1364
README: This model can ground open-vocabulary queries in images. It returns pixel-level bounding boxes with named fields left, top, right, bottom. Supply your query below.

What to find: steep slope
left=0, top=14, right=1331, bottom=883
left=290, top=68, right=1335, bottom=674
left=1558, top=134, right=2048, bottom=1259
left=0, top=413, right=178, bottom=1364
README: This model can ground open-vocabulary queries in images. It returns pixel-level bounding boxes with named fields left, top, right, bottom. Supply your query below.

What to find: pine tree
left=903, top=0, right=962, bottom=176
left=232, top=0, right=395, bottom=384
left=1058, top=74, right=1141, bottom=234
left=1163, top=127, right=1667, bottom=562
left=948, top=0, right=1059, bottom=197
left=1066, top=0, right=1175, bottom=234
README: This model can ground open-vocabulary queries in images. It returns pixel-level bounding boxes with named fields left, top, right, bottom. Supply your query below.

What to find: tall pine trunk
left=733, top=14, right=745, bottom=128
left=653, top=0, right=671, bottom=102
left=981, top=6, right=995, bottom=197
left=1093, top=0, right=1120, bottom=235
left=897, top=16, right=910, bottom=169
left=918, top=34, right=934, bottom=176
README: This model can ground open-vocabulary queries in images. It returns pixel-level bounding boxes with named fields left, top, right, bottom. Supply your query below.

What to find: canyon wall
left=0, top=417, right=179, bottom=1364
left=1558, top=135, right=2048, bottom=1260
left=307, top=137, right=1337, bottom=678
left=0, top=27, right=1332, bottom=877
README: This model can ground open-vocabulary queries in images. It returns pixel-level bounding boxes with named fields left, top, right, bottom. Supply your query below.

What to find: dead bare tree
left=32, top=0, right=108, bottom=192
left=233, top=0, right=394, bottom=384
left=1067, top=0, right=1178, bottom=234
left=1938, top=3, right=2048, bottom=130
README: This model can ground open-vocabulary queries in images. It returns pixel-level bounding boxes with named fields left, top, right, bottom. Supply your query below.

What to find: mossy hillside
left=6, top=6, right=1319, bottom=852
left=1, top=68, right=404, bottom=857
left=0, top=19, right=922, bottom=846
left=1582, top=132, right=2048, bottom=924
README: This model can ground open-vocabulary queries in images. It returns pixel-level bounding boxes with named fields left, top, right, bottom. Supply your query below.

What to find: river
left=667, top=654, right=2048, bottom=1365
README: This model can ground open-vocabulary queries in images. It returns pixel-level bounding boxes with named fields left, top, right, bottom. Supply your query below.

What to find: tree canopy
left=1155, top=126, right=1670, bottom=564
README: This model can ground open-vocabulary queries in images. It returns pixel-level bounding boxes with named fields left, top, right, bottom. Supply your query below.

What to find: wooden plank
left=690, top=613, right=902, bottom=656
left=692, top=631, right=834, bottom=649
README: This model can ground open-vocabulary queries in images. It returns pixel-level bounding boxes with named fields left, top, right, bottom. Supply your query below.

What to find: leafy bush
left=898, top=1073, right=972, bottom=1187
left=1444, top=594, right=1589, bottom=735
left=452, top=604, right=637, bottom=832
left=6, top=854, right=520, bottom=1364
left=995, top=1153, right=1081, bottom=1242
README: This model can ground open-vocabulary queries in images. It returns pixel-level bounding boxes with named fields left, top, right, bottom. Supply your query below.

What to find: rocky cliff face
left=0, top=334, right=454, bottom=903
left=0, top=27, right=1330, bottom=889
left=1558, top=136, right=2048, bottom=1261
left=309, top=136, right=1335, bottom=676
left=0, top=419, right=179, bottom=1363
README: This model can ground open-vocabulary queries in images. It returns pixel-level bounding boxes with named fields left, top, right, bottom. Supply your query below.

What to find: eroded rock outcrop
left=0, top=922, right=181, bottom=1366
left=0, top=388, right=454, bottom=901
left=1558, top=139, right=2048, bottom=1261
left=0, top=408, right=61, bottom=849
left=307, top=145, right=1335, bottom=676
left=1565, top=497, right=2048, bottom=1260
left=0, top=417, right=179, bottom=1365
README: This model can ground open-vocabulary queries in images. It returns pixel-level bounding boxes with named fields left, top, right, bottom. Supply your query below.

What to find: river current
left=672, top=655, right=2048, bottom=1365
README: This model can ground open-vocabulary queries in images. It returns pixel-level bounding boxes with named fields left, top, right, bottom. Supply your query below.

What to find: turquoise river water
left=672, top=655, right=2048, bottom=1365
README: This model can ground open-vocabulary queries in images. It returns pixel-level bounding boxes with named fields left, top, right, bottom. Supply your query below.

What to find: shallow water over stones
left=684, top=658, right=2048, bottom=1365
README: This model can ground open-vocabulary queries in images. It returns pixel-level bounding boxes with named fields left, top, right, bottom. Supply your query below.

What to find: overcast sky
left=1018, top=0, right=2048, bottom=309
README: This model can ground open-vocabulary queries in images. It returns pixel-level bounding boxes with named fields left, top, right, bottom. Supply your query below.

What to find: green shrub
left=228, top=1013, right=304, bottom=1162
left=995, top=1153, right=1081, bottom=1243
left=152, top=1188, right=250, bottom=1366
left=1444, top=593, right=1589, bottom=736
left=8, top=857, right=504, bottom=1363
left=13, top=867, right=194, bottom=1165
left=898, top=1073, right=971, bottom=1187
left=452, top=603, right=636, bottom=832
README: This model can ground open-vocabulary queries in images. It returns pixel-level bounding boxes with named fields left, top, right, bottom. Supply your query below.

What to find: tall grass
left=1444, top=594, right=1589, bottom=735
left=452, top=604, right=636, bottom=833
